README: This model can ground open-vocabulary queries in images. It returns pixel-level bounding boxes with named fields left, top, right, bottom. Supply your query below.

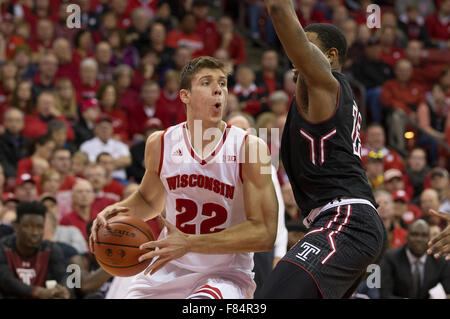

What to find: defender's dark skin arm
left=265, top=0, right=339, bottom=122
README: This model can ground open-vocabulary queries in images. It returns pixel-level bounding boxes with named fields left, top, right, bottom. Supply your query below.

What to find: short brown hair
left=179, top=56, right=230, bottom=90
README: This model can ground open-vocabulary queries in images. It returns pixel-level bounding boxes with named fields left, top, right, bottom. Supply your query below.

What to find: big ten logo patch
left=296, top=242, right=321, bottom=261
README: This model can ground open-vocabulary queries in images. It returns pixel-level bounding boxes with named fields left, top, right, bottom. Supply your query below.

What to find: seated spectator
left=31, top=52, right=58, bottom=100
left=146, top=22, right=175, bottom=71
left=128, top=118, right=164, bottom=184
left=153, top=0, right=179, bottom=33
left=425, top=0, right=450, bottom=49
left=112, top=64, right=139, bottom=112
left=96, top=153, right=124, bottom=201
left=125, top=8, right=151, bottom=56
left=16, top=134, right=55, bottom=183
left=406, top=40, right=446, bottom=91
left=23, top=91, right=75, bottom=141
left=49, top=148, right=77, bottom=192
left=378, top=26, right=406, bottom=68
left=69, top=220, right=112, bottom=299
left=75, top=58, right=101, bottom=103
left=29, top=18, right=54, bottom=59
left=192, top=0, right=218, bottom=57
left=39, top=169, right=71, bottom=219
left=426, top=168, right=450, bottom=201
left=97, top=83, right=129, bottom=142
left=395, top=0, right=435, bottom=18
left=72, top=30, right=94, bottom=67
left=47, top=119, right=76, bottom=153
left=107, top=28, right=139, bottom=68
left=84, top=164, right=117, bottom=214
left=72, top=151, right=89, bottom=179
left=54, top=78, right=78, bottom=124
left=351, top=37, right=394, bottom=124
left=255, top=49, right=283, bottom=96
left=361, top=124, right=405, bottom=171
left=381, top=59, right=426, bottom=155
left=0, top=201, right=71, bottom=299
left=232, top=65, right=267, bottom=117
left=398, top=5, right=431, bottom=46
left=128, top=80, right=162, bottom=139
left=73, top=98, right=101, bottom=148
left=268, top=91, right=289, bottom=117
left=60, top=180, right=95, bottom=241
left=375, top=190, right=408, bottom=249
left=392, top=190, right=422, bottom=226
left=380, top=219, right=450, bottom=298
left=165, top=12, right=205, bottom=57
left=384, top=168, right=414, bottom=200
left=417, top=83, right=449, bottom=165
left=295, top=0, right=328, bottom=26
left=4, top=80, right=34, bottom=120
left=420, top=188, right=445, bottom=228
left=365, top=151, right=385, bottom=191
left=0, top=108, right=32, bottom=184
left=406, top=148, right=430, bottom=201
left=13, top=46, right=37, bottom=81
left=80, top=116, right=131, bottom=182
left=14, top=174, right=39, bottom=203
left=157, top=70, right=186, bottom=128
left=94, top=42, right=114, bottom=84
left=52, top=38, right=78, bottom=82
left=212, top=15, right=246, bottom=66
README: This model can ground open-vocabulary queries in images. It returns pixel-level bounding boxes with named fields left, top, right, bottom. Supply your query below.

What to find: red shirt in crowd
left=103, top=179, right=124, bottom=200
left=380, top=47, right=406, bottom=68
left=212, top=33, right=247, bottom=65
left=165, top=30, right=205, bottom=57
left=60, top=211, right=95, bottom=240
left=102, top=109, right=129, bottom=142
left=156, top=90, right=186, bottom=129
left=426, top=13, right=450, bottom=41
left=23, top=114, right=75, bottom=141
left=380, top=80, right=426, bottom=115
left=195, top=17, right=218, bottom=56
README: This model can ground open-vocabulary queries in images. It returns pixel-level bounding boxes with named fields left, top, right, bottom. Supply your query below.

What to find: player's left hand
left=139, top=216, right=190, bottom=275
left=427, top=209, right=450, bottom=260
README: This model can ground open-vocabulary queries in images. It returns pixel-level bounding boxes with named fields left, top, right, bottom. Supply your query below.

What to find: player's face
left=16, top=214, right=45, bottom=250
left=182, top=68, right=228, bottom=126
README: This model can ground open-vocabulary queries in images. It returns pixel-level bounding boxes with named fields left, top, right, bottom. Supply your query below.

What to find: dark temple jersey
left=281, top=71, right=376, bottom=214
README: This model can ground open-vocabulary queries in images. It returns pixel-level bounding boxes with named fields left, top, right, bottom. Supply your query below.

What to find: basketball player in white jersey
left=89, top=56, right=279, bottom=299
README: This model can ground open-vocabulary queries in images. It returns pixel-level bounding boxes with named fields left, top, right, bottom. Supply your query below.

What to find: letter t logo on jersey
left=296, top=242, right=321, bottom=261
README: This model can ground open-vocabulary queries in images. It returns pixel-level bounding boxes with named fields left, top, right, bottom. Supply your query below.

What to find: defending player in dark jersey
left=259, top=0, right=387, bottom=298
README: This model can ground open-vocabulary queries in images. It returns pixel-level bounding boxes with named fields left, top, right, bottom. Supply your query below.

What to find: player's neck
left=185, top=119, right=225, bottom=157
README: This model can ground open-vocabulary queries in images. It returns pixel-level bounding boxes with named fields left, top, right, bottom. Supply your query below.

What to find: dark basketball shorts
left=280, top=201, right=387, bottom=299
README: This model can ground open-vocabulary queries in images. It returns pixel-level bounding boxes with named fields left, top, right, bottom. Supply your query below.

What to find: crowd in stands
left=0, top=0, right=448, bottom=298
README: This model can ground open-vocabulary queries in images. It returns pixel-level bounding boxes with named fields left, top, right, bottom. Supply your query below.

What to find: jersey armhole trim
left=296, top=80, right=341, bottom=125
left=239, top=133, right=249, bottom=184
left=158, top=128, right=169, bottom=178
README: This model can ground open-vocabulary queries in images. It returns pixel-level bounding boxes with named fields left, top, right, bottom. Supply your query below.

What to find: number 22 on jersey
left=175, top=198, right=228, bottom=234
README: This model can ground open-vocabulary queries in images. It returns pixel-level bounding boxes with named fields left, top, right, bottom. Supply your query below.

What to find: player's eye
left=202, top=81, right=209, bottom=86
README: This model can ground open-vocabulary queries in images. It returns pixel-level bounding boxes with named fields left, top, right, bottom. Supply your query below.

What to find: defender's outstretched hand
left=427, top=209, right=450, bottom=260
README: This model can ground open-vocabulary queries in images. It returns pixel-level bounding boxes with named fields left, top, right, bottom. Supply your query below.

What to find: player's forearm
left=265, top=0, right=310, bottom=66
left=186, top=219, right=276, bottom=255
left=109, top=190, right=161, bottom=221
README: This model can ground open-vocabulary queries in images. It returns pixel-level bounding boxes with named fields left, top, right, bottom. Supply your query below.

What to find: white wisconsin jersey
left=158, top=121, right=253, bottom=274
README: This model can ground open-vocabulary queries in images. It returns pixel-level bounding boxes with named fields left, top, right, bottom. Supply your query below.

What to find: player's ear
left=326, top=48, right=339, bottom=65
left=179, top=89, right=190, bottom=105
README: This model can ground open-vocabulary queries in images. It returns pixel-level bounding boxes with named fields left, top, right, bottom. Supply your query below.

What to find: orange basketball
left=93, top=215, right=155, bottom=277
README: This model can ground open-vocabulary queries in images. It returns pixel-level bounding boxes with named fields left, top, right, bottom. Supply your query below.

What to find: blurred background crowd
left=0, top=0, right=449, bottom=299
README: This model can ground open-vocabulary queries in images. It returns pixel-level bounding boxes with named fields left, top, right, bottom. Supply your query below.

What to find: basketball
left=93, top=215, right=155, bottom=277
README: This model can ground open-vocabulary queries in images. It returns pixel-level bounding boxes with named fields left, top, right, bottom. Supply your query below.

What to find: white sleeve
left=271, top=165, right=288, bottom=258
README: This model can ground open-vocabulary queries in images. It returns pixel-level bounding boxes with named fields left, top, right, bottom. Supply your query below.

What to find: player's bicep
left=138, top=131, right=166, bottom=209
